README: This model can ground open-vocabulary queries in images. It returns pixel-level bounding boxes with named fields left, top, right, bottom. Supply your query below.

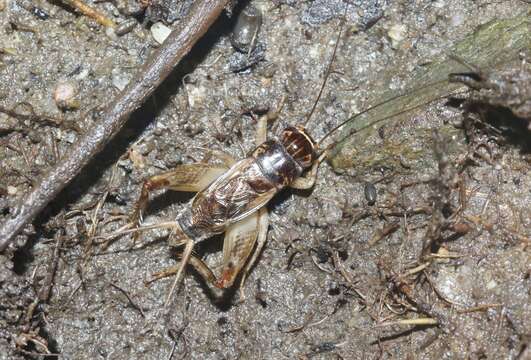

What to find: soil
left=0, top=0, right=530, bottom=359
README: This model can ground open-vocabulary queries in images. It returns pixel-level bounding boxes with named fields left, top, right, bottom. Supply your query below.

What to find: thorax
left=252, top=139, right=304, bottom=188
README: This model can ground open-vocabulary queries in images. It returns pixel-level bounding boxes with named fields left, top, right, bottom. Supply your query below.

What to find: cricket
left=103, top=20, right=453, bottom=307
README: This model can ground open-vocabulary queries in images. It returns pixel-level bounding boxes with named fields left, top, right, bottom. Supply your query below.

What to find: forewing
left=224, top=184, right=276, bottom=224
left=193, top=158, right=278, bottom=225
left=164, top=163, right=228, bottom=192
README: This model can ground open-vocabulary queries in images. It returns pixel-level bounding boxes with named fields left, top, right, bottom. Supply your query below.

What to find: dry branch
left=0, top=0, right=230, bottom=251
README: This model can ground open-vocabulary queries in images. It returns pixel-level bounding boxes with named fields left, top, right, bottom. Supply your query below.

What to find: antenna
left=316, top=78, right=453, bottom=149
left=302, top=12, right=346, bottom=127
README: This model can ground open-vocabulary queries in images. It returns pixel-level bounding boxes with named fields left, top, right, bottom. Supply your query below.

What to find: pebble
left=7, top=185, right=17, bottom=195
left=231, top=4, right=262, bottom=53
left=115, top=19, right=137, bottom=36
left=111, top=68, right=131, bottom=91
left=75, top=68, right=90, bottom=81
left=387, top=24, right=407, bottom=48
left=53, top=82, right=79, bottom=110
left=324, top=201, right=342, bottom=225
left=114, top=0, right=144, bottom=17
left=151, top=22, right=172, bottom=44
left=56, top=129, right=77, bottom=144
left=450, top=13, right=465, bottom=27
left=364, top=182, right=377, bottom=206
left=486, top=279, right=497, bottom=290
left=105, top=26, right=118, bottom=40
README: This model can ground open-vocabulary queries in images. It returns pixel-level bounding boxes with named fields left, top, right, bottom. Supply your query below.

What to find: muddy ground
left=0, top=0, right=530, bottom=359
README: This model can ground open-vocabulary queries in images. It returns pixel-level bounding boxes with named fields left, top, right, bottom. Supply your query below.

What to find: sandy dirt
left=0, top=0, right=530, bottom=359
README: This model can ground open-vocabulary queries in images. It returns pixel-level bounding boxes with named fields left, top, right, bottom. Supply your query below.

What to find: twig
left=332, top=251, right=367, bottom=301
left=396, top=262, right=431, bottom=279
left=58, top=0, right=116, bottom=28
left=375, top=317, right=438, bottom=327
left=456, top=303, right=502, bottom=313
left=24, top=298, right=40, bottom=324
left=84, top=165, right=118, bottom=258
left=0, top=0, right=230, bottom=252
left=310, top=253, right=333, bottom=274
left=368, top=221, right=400, bottom=246
left=64, top=281, right=82, bottom=305
left=109, top=282, right=145, bottom=318
left=16, top=350, right=60, bottom=357
left=168, top=341, right=177, bottom=360
left=38, top=231, right=64, bottom=302
left=167, top=323, right=189, bottom=360
left=280, top=313, right=315, bottom=333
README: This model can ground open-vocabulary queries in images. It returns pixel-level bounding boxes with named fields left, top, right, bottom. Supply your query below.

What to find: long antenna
left=302, top=13, right=346, bottom=127
left=323, top=91, right=471, bottom=156
left=316, top=78, right=452, bottom=147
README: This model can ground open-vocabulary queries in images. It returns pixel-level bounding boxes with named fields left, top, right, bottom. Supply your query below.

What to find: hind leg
left=144, top=235, right=195, bottom=307
left=163, top=237, right=195, bottom=307
left=147, top=252, right=224, bottom=299
left=129, top=164, right=228, bottom=236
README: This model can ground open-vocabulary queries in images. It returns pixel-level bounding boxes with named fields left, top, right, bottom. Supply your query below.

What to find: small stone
left=114, top=0, right=144, bottom=17
left=7, top=185, right=17, bottom=195
left=0, top=114, right=15, bottom=132
left=323, top=201, right=343, bottom=226
left=128, top=147, right=145, bottom=169
left=364, top=182, right=377, bottom=206
left=188, top=86, right=207, bottom=108
left=105, top=26, right=118, bottom=40
left=231, top=4, right=262, bottom=53
left=387, top=24, right=407, bottom=49
left=75, top=68, right=90, bottom=81
left=53, top=82, right=79, bottom=110
left=115, top=19, right=137, bottom=36
left=450, top=13, right=465, bottom=27
left=111, top=68, right=131, bottom=91
left=486, top=279, right=497, bottom=290
left=151, top=22, right=172, bottom=44
left=57, top=130, right=77, bottom=144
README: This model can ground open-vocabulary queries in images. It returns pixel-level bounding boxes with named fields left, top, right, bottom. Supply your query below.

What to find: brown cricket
left=108, top=24, right=453, bottom=306
left=131, top=117, right=328, bottom=302
left=122, top=94, right=446, bottom=306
